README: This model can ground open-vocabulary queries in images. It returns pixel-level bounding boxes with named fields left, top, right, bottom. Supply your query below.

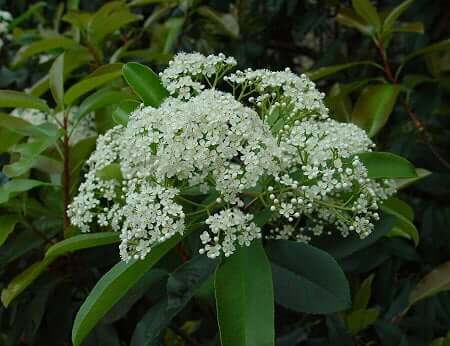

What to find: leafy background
left=0, top=0, right=449, bottom=345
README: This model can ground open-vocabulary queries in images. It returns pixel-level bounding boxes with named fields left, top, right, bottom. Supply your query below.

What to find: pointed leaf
left=383, top=0, right=415, bottom=33
left=307, top=61, right=379, bottom=81
left=0, top=90, right=49, bottom=112
left=0, top=179, right=50, bottom=204
left=351, top=0, right=381, bottom=32
left=266, top=240, right=350, bottom=314
left=72, top=232, right=187, bottom=346
left=122, top=62, right=169, bottom=107
left=0, top=215, right=20, bottom=246
left=215, top=240, right=274, bottom=346
left=336, top=8, right=374, bottom=36
left=351, top=84, right=400, bottom=137
left=358, top=152, right=417, bottom=179
left=409, top=261, right=450, bottom=306
left=49, top=53, right=65, bottom=106
left=78, top=88, right=132, bottom=119
left=112, top=99, right=140, bottom=126
left=64, top=64, right=123, bottom=105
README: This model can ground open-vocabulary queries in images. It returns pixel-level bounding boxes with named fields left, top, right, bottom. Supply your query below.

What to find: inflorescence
left=69, top=52, right=396, bottom=261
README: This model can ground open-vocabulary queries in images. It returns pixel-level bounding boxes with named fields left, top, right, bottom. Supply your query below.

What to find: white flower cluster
left=160, top=52, right=236, bottom=99
left=69, top=52, right=396, bottom=261
left=0, top=10, right=12, bottom=49
left=200, top=208, right=261, bottom=258
left=11, top=107, right=96, bottom=144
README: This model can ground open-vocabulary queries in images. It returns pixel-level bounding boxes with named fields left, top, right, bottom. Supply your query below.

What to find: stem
left=376, top=41, right=450, bottom=171
left=63, top=111, right=71, bottom=236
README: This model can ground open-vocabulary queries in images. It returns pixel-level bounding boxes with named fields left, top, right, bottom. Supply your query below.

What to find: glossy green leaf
left=0, top=215, right=20, bottom=246
left=3, top=137, right=57, bottom=177
left=336, top=8, right=374, bottom=36
left=409, top=261, right=450, bottom=306
left=266, top=240, right=350, bottom=314
left=72, top=233, right=186, bottom=346
left=45, top=232, right=119, bottom=258
left=0, top=179, right=50, bottom=204
left=358, top=152, right=417, bottom=179
left=78, top=88, right=132, bottom=119
left=308, top=61, right=379, bottom=81
left=96, top=163, right=122, bottom=181
left=112, top=99, right=140, bottom=126
left=351, top=0, right=381, bottom=32
left=49, top=53, right=65, bottom=106
left=29, top=47, right=93, bottom=97
left=88, top=2, right=142, bottom=44
left=0, top=90, right=49, bottom=111
left=403, top=39, right=450, bottom=64
left=122, top=62, right=169, bottom=107
left=1, top=259, right=52, bottom=307
left=13, top=37, right=79, bottom=66
left=313, top=214, right=395, bottom=259
left=215, top=240, right=274, bottom=346
left=383, top=0, right=415, bottom=34
left=346, top=308, right=380, bottom=335
left=1, top=232, right=120, bottom=307
left=392, top=21, right=424, bottom=34
left=131, top=256, right=217, bottom=345
left=62, top=10, right=93, bottom=30
left=382, top=197, right=414, bottom=221
left=353, top=274, right=375, bottom=311
left=382, top=202, right=419, bottom=245
left=351, top=84, right=400, bottom=137
left=64, top=64, right=123, bottom=105
left=395, top=168, right=431, bottom=189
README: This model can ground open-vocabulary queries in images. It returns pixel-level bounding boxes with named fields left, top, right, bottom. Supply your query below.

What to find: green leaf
left=346, top=308, right=380, bottom=335
left=72, top=233, right=187, bottom=346
left=403, top=39, right=450, bottom=64
left=392, top=21, right=424, bottom=34
left=62, top=10, right=93, bottom=31
left=383, top=202, right=419, bottom=246
left=122, top=62, right=169, bottom=107
left=45, top=232, right=119, bottom=258
left=353, top=274, right=375, bottom=311
left=88, top=2, right=142, bottom=44
left=383, top=0, right=415, bottom=34
left=96, top=163, right=122, bottom=181
left=307, top=61, right=380, bottom=81
left=312, top=214, right=395, bottom=259
left=409, top=261, right=450, bottom=306
left=13, top=37, right=80, bottom=66
left=104, top=269, right=168, bottom=324
left=382, top=197, right=414, bottom=221
left=131, top=256, right=217, bottom=345
left=395, top=168, right=431, bottom=189
left=0, top=90, right=49, bottom=112
left=64, top=64, right=123, bottom=106
left=336, top=8, right=374, bottom=36
left=215, top=240, right=274, bottom=346
left=1, top=259, right=52, bottom=307
left=266, top=240, right=350, bottom=314
left=3, top=137, right=57, bottom=177
left=0, top=215, right=20, bottom=246
left=1, top=232, right=119, bottom=307
left=78, top=88, right=132, bottom=119
left=351, top=0, right=381, bottom=32
left=0, top=179, right=50, bottom=204
left=29, top=47, right=93, bottom=98
left=112, top=100, right=140, bottom=126
left=358, top=152, right=417, bottom=179
left=351, top=84, right=400, bottom=137
left=49, top=53, right=65, bottom=106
